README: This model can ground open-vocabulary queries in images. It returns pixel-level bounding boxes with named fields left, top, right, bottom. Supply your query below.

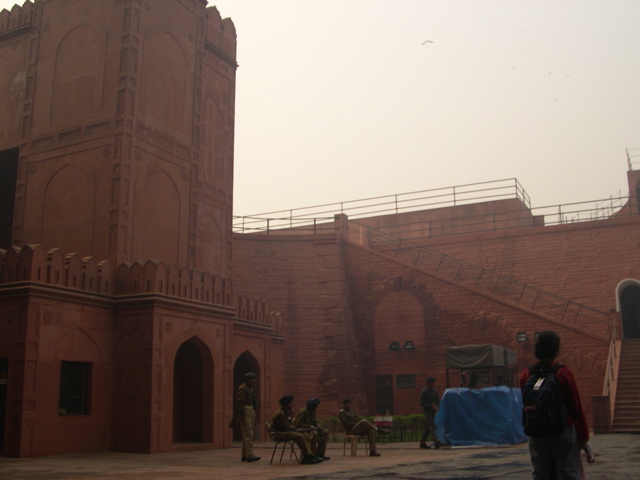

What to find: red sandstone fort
left=0, top=0, right=638, bottom=457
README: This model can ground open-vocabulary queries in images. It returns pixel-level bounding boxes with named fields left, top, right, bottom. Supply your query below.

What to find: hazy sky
left=3, top=0, right=639, bottom=217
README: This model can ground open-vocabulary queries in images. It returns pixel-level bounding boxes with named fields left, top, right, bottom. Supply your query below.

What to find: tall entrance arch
left=617, top=280, right=640, bottom=339
left=232, top=351, right=260, bottom=441
left=173, top=337, right=214, bottom=443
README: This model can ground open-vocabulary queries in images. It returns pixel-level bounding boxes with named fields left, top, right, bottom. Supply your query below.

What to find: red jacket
left=520, top=362, right=589, bottom=443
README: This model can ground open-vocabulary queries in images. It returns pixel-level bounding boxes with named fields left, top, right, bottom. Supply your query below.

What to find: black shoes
left=241, top=456, right=260, bottom=462
left=318, top=455, right=330, bottom=460
left=301, top=455, right=319, bottom=464
left=419, top=442, right=443, bottom=450
left=369, top=450, right=381, bottom=456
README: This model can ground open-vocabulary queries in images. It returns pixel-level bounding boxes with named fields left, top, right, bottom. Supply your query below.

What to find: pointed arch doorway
left=232, top=351, right=260, bottom=441
left=616, top=280, right=640, bottom=339
left=173, top=337, right=214, bottom=444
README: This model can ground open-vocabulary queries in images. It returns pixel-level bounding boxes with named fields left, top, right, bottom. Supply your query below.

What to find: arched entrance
left=173, top=337, right=214, bottom=443
left=617, top=280, right=640, bottom=339
left=232, top=351, right=260, bottom=441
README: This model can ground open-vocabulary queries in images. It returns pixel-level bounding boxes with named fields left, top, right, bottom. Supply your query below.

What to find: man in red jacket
left=519, top=330, right=594, bottom=479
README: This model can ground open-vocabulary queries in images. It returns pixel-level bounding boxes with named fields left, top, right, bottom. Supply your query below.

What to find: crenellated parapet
left=204, top=5, right=237, bottom=62
left=0, top=0, right=33, bottom=35
left=0, top=244, right=112, bottom=293
left=114, top=259, right=234, bottom=307
left=237, top=294, right=284, bottom=335
left=0, top=245, right=282, bottom=331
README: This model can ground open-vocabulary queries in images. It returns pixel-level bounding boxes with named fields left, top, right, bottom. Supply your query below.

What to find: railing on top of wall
left=363, top=193, right=629, bottom=245
left=345, top=219, right=611, bottom=338
left=233, top=182, right=630, bottom=237
left=627, top=147, right=640, bottom=171
left=233, top=178, right=529, bottom=234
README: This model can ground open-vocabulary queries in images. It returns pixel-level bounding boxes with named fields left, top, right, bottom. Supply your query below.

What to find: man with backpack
left=520, top=330, right=594, bottom=479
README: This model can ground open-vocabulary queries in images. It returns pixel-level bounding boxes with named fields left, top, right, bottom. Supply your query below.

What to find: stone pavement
left=0, top=434, right=637, bottom=479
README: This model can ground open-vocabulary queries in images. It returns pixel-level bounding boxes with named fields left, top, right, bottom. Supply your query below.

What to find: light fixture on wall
left=517, top=332, right=528, bottom=342
left=389, top=341, right=401, bottom=351
left=404, top=341, right=416, bottom=350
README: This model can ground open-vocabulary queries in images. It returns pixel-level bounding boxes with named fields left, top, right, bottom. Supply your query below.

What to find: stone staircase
left=354, top=223, right=610, bottom=339
left=612, top=338, right=640, bottom=433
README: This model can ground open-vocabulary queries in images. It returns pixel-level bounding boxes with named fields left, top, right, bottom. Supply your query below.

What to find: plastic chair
left=266, top=422, right=301, bottom=464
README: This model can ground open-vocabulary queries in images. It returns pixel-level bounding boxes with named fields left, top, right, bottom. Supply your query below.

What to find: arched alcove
left=172, top=337, right=214, bottom=443
left=42, top=165, right=95, bottom=256
left=232, top=351, right=260, bottom=441
left=131, top=169, right=180, bottom=264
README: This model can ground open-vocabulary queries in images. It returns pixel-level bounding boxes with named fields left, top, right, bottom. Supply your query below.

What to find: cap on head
left=342, top=397, right=351, bottom=405
left=279, top=395, right=294, bottom=407
left=244, top=372, right=256, bottom=380
left=306, top=397, right=320, bottom=407
left=427, top=377, right=436, bottom=384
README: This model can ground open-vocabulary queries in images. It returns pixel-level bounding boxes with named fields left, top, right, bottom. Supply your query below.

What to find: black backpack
left=522, top=362, right=568, bottom=437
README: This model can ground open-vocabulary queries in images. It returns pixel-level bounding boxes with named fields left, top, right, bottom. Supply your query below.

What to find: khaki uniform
left=235, top=382, right=256, bottom=458
left=293, top=406, right=328, bottom=456
left=270, top=406, right=313, bottom=457
left=339, top=407, right=378, bottom=450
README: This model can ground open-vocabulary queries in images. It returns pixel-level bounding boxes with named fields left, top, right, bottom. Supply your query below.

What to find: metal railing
left=365, top=194, right=630, bottom=244
left=627, top=147, right=640, bottom=171
left=347, top=220, right=610, bottom=338
left=234, top=189, right=631, bottom=239
left=234, top=178, right=529, bottom=234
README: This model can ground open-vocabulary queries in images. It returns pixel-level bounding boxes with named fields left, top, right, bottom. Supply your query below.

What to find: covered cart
left=435, top=344, right=526, bottom=446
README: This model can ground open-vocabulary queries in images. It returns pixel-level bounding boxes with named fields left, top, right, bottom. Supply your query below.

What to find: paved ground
left=0, top=433, right=638, bottom=479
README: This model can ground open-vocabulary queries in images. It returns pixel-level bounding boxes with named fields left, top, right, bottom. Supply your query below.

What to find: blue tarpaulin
left=435, top=386, right=527, bottom=446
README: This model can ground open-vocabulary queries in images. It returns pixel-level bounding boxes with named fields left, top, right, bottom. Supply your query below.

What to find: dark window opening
left=396, top=374, right=416, bottom=389
left=59, top=361, right=91, bottom=415
left=375, top=374, right=394, bottom=415
left=0, top=148, right=19, bottom=249
left=621, top=285, right=640, bottom=339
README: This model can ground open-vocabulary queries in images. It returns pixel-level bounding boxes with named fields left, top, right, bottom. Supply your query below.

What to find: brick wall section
left=231, top=233, right=367, bottom=418
left=372, top=215, right=640, bottom=315
left=341, top=242, right=607, bottom=422
left=232, top=231, right=609, bottom=423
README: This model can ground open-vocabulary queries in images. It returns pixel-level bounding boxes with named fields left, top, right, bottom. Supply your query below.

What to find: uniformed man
left=270, top=395, right=321, bottom=464
left=338, top=398, right=387, bottom=456
left=419, top=376, right=443, bottom=449
left=293, top=397, right=330, bottom=460
left=235, top=372, right=260, bottom=462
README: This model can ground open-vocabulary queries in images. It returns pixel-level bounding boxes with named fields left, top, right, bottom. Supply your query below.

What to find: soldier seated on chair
left=293, top=397, right=330, bottom=461
left=338, top=398, right=388, bottom=457
left=271, top=395, right=322, bottom=464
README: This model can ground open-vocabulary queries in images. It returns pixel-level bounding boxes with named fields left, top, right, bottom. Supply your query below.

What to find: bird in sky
left=421, top=40, right=434, bottom=44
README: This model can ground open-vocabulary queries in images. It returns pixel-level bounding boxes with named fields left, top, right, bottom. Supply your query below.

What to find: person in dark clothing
left=419, top=376, right=443, bottom=449
left=519, top=330, right=594, bottom=480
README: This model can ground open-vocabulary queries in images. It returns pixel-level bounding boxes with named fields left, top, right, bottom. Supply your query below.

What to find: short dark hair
left=535, top=330, right=560, bottom=360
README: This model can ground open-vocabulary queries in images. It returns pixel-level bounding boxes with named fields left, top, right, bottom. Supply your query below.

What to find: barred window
left=59, top=361, right=91, bottom=415
left=396, top=374, right=416, bottom=389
